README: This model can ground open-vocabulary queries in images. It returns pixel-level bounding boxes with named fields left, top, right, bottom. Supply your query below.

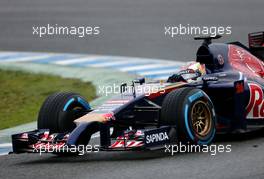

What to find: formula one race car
left=12, top=31, right=264, bottom=154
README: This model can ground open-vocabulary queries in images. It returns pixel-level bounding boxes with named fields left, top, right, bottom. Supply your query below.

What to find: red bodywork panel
left=228, top=44, right=264, bottom=78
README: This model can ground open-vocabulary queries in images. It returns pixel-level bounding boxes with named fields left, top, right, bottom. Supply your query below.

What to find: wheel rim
left=191, top=100, right=212, bottom=137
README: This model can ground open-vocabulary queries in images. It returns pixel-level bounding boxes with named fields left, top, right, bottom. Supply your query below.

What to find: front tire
left=38, top=92, right=90, bottom=133
left=161, top=87, right=216, bottom=145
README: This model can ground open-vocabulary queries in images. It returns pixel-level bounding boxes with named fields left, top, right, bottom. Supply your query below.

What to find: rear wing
left=248, top=31, right=264, bottom=48
left=248, top=31, right=264, bottom=60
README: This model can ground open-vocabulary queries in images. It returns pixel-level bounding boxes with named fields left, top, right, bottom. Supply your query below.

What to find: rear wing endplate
left=248, top=31, right=264, bottom=60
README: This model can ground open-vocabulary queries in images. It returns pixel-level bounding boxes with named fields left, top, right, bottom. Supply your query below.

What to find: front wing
left=11, top=125, right=176, bottom=154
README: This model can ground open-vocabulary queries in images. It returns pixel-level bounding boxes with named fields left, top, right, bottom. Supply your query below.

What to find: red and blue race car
left=12, top=31, right=264, bottom=154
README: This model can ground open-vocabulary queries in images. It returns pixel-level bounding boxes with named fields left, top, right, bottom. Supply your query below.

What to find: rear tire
left=38, top=92, right=90, bottom=133
left=161, top=87, right=216, bottom=145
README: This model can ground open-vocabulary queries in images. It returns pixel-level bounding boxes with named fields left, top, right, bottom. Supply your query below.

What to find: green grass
left=0, top=69, right=96, bottom=130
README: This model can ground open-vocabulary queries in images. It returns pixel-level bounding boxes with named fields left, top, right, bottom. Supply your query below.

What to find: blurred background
left=0, top=0, right=263, bottom=61
left=0, top=1, right=264, bottom=179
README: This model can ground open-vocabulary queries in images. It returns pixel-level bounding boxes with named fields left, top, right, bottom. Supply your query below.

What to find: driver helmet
left=184, top=61, right=206, bottom=76
left=177, top=62, right=206, bottom=83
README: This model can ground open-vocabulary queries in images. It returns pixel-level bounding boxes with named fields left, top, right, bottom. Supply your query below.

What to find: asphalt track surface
left=0, top=0, right=263, bottom=60
left=0, top=0, right=264, bottom=178
left=1, top=132, right=264, bottom=179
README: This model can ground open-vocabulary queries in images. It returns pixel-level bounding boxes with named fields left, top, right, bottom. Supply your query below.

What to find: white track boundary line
left=0, top=55, right=55, bottom=63
left=0, top=143, right=12, bottom=147
left=53, top=56, right=101, bottom=65
left=0, top=143, right=12, bottom=156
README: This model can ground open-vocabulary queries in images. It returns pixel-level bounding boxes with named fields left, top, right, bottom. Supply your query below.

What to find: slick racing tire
left=161, top=87, right=216, bottom=145
left=38, top=92, right=90, bottom=133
